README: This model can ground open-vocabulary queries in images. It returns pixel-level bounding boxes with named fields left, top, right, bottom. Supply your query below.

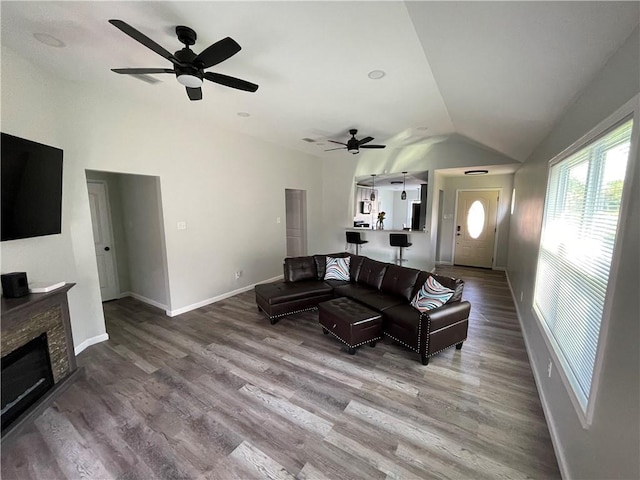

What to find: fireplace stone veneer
left=0, top=283, right=78, bottom=440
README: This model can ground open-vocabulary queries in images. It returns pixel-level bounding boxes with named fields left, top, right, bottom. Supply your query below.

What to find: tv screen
left=1, top=133, right=63, bottom=241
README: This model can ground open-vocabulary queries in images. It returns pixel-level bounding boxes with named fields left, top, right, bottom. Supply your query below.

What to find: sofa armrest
left=423, top=301, right=471, bottom=333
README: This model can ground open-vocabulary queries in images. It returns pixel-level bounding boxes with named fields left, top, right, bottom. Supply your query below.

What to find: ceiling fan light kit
left=109, top=20, right=258, bottom=101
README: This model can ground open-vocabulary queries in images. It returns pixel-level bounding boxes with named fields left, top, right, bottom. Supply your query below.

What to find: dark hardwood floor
left=1, top=266, right=560, bottom=479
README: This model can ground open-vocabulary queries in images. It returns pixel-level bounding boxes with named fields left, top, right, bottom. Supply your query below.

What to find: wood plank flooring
left=1, top=266, right=560, bottom=479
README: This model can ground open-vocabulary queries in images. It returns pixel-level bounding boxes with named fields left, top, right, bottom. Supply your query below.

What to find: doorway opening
left=285, top=189, right=308, bottom=257
left=85, top=171, right=171, bottom=314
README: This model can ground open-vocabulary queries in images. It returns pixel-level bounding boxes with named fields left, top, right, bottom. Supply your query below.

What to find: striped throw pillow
left=410, top=275, right=455, bottom=312
left=324, top=256, right=351, bottom=281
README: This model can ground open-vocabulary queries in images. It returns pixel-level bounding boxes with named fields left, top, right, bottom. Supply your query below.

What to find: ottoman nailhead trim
left=262, top=306, right=319, bottom=320
left=323, top=327, right=382, bottom=349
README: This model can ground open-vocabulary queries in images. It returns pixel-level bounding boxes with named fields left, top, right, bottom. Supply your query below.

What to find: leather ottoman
left=318, top=297, right=382, bottom=354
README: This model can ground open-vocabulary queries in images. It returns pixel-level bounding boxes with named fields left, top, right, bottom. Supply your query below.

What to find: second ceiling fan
left=326, top=129, right=386, bottom=154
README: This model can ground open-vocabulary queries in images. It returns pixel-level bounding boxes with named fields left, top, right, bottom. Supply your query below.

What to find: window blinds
left=533, top=118, right=633, bottom=410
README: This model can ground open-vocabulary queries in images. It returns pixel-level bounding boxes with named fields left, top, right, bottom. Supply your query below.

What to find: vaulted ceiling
left=2, top=1, right=638, bottom=162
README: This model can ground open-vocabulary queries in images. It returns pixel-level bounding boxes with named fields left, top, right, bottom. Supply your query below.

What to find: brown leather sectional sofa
left=254, top=253, right=471, bottom=365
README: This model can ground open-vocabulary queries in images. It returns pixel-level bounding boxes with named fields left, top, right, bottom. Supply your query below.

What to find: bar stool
left=390, top=233, right=412, bottom=265
left=346, top=231, right=368, bottom=255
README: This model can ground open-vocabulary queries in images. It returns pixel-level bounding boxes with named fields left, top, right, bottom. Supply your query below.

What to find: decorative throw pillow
left=410, top=275, right=455, bottom=312
left=324, top=256, right=351, bottom=281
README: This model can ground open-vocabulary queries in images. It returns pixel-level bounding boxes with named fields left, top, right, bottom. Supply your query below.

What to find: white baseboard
left=493, top=265, right=506, bottom=271
left=505, top=271, right=569, bottom=480
left=435, top=261, right=453, bottom=265
left=74, top=333, right=109, bottom=356
left=166, top=275, right=284, bottom=317
left=120, top=291, right=167, bottom=311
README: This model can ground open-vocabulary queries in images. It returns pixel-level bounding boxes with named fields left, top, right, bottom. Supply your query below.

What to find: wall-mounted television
left=1, top=133, right=63, bottom=242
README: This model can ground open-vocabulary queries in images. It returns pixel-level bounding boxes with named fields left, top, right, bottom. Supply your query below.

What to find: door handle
left=104, top=247, right=110, bottom=251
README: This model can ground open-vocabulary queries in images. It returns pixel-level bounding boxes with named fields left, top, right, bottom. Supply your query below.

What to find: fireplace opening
left=1, top=333, right=54, bottom=434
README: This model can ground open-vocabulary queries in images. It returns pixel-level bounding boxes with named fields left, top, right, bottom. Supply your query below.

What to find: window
left=533, top=115, right=634, bottom=422
left=467, top=200, right=485, bottom=239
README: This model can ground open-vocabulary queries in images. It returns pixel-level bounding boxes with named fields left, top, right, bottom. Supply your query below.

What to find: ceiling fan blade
left=328, top=140, right=348, bottom=146
left=194, top=37, right=242, bottom=69
left=358, top=136, right=374, bottom=146
left=111, top=68, right=174, bottom=74
left=360, top=145, right=386, bottom=149
left=325, top=147, right=346, bottom=151
left=186, top=87, right=203, bottom=101
left=109, top=20, right=183, bottom=66
left=203, top=72, right=258, bottom=92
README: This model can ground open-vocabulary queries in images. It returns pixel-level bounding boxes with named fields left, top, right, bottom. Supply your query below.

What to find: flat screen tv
left=1, top=133, right=63, bottom=241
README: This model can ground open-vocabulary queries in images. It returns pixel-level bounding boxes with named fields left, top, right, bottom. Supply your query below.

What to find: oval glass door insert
left=467, top=200, right=485, bottom=239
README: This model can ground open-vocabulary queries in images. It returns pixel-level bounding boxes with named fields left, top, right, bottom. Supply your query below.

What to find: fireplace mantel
left=1, top=283, right=80, bottom=443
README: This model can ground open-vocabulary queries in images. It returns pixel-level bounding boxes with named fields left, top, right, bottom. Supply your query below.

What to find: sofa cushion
left=410, top=276, right=455, bottom=312
left=333, top=283, right=378, bottom=300
left=381, top=265, right=421, bottom=301
left=356, top=258, right=389, bottom=290
left=314, top=252, right=350, bottom=280
left=284, top=256, right=318, bottom=282
left=255, top=280, right=332, bottom=305
left=324, top=256, right=351, bottom=281
left=383, top=304, right=421, bottom=333
left=356, top=290, right=407, bottom=312
left=349, top=255, right=366, bottom=281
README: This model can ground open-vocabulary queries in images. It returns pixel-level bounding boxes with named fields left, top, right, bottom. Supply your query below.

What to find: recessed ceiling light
left=237, top=112, right=250, bottom=117
left=464, top=169, right=489, bottom=175
left=33, top=33, right=65, bottom=48
left=368, top=70, right=386, bottom=80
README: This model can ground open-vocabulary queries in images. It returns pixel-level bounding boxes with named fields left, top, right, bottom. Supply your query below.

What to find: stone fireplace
left=0, top=283, right=78, bottom=440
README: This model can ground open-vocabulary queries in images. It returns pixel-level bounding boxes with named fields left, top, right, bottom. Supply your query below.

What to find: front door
left=87, top=181, right=119, bottom=301
left=453, top=190, right=499, bottom=268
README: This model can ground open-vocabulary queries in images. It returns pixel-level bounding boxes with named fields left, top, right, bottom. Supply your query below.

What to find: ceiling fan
left=109, top=19, right=258, bottom=101
left=325, top=129, right=386, bottom=154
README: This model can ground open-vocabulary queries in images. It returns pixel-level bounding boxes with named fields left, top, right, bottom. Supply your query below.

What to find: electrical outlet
left=276, top=217, right=281, bottom=224
left=235, top=270, right=243, bottom=280
left=520, top=291, right=524, bottom=302
left=547, top=360, right=553, bottom=378
left=177, top=221, right=187, bottom=230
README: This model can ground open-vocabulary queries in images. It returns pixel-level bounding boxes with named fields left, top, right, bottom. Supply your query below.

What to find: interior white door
left=454, top=190, right=499, bottom=268
left=285, top=189, right=307, bottom=257
left=87, top=181, right=119, bottom=301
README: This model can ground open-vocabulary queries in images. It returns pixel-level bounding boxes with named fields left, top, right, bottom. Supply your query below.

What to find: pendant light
left=370, top=174, right=376, bottom=201
left=401, top=171, right=407, bottom=200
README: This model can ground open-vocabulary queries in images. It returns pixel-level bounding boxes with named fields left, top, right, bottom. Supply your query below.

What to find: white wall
left=119, top=174, right=168, bottom=308
left=1, top=46, right=324, bottom=349
left=437, top=173, right=514, bottom=268
left=507, top=27, right=639, bottom=479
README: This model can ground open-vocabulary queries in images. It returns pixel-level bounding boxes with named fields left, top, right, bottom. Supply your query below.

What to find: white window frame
left=532, top=95, right=639, bottom=428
